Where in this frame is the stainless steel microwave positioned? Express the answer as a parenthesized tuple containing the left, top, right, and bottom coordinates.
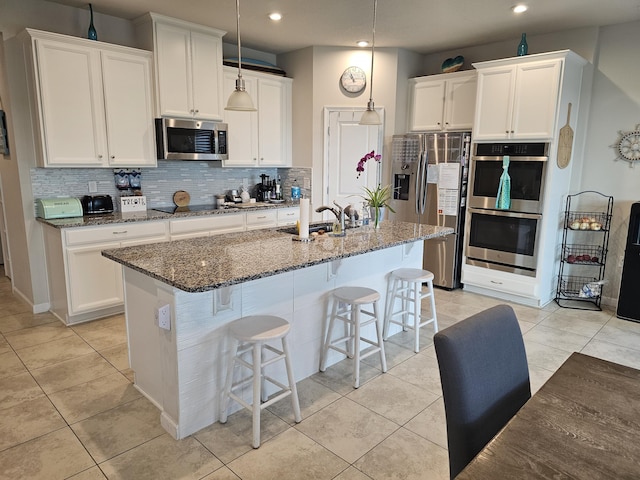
(155, 118, 228, 161)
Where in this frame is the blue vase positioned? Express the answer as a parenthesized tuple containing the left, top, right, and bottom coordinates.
(517, 33, 528, 56)
(88, 3, 97, 41)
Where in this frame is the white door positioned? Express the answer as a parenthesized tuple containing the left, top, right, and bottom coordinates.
(324, 108, 383, 214)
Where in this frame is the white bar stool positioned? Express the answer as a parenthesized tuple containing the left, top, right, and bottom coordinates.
(220, 315, 301, 448)
(319, 286, 387, 388)
(384, 268, 438, 353)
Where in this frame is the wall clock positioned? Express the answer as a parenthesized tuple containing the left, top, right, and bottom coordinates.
(340, 66, 366, 94)
(613, 124, 640, 166)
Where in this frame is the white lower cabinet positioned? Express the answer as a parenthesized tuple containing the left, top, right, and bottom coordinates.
(277, 207, 299, 226)
(169, 213, 245, 240)
(246, 210, 277, 230)
(43, 221, 169, 325)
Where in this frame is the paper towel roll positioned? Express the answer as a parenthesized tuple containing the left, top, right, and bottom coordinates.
(299, 198, 310, 239)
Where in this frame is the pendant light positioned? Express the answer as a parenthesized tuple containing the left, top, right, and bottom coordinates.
(359, 0, 381, 125)
(226, 0, 256, 111)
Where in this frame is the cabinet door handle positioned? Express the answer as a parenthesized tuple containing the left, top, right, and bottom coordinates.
(110, 155, 115, 159)
(256, 216, 266, 219)
(98, 154, 103, 159)
(285, 213, 295, 216)
(112, 230, 128, 235)
(195, 109, 199, 113)
(490, 280, 503, 285)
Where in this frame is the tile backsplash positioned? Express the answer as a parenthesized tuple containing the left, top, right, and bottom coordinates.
(31, 163, 312, 210)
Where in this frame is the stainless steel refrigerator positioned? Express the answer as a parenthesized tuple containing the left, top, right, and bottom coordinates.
(389, 132, 471, 289)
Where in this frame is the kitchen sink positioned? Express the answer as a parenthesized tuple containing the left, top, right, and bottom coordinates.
(277, 222, 361, 235)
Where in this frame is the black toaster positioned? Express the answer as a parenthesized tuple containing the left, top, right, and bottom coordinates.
(81, 195, 114, 215)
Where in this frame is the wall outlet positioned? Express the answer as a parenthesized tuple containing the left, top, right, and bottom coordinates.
(88, 181, 98, 193)
(303, 178, 311, 190)
(155, 304, 171, 331)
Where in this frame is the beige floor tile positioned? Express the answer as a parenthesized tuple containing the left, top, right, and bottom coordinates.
(581, 339, 640, 370)
(295, 397, 398, 463)
(593, 318, 640, 352)
(267, 377, 341, 424)
(347, 373, 439, 426)
(195, 408, 290, 464)
(510, 303, 554, 324)
(0, 371, 44, 410)
(121, 368, 135, 382)
(227, 428, 349, 480)
(354, 427, 449, 480)
(99, 433, 223, 480)
(0, 298, 33, 317)
(524, 324, 592, 353)
(67, 466, 107, 479)
(539, 311, 608, 337)
(0, 311, 57, 333)
(31, 351, 119, 394)
(384, 327, 435, 353)
(48, 372, 141, 423)
(71, 397, 165, 463)
(0, 336, 11, 355)
(311, 356, 382, 395)
(76, 323, 127, 351)
(0, 396, 66, 451)
(333, 466, 374, 480)
(0, 427, 95, 479)
(433, 301, 486, 322)
(403, 397, 448, 449)
(16, 334, 94, 370)
(4, 321, 76, 350)
(387, 351, 442, 396)
(518, 319, 538, 334)
(366, 334, 414, 368)
(528, 363, 555, 395)
(71, 314, 125, 334)
(523, 339, 573, 372)
(201, 466, 241, 480)
(98, 342, 130, 371)
(0, 350, 27, 379)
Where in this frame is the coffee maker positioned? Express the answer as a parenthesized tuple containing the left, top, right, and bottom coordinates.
(257, 174, 273, 202)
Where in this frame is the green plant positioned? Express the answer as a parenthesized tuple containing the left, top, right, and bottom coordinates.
(361, 184, 396, 212)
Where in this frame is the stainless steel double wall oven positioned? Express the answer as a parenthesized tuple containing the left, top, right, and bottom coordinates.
(465, 142, 549, 276)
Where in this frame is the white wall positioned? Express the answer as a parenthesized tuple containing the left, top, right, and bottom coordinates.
(579, 21, 640, 303)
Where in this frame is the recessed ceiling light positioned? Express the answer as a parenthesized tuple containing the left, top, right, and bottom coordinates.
(268, 12, 282, 21)
(357, 40, 369, 47)
(512, 4, 528, 13)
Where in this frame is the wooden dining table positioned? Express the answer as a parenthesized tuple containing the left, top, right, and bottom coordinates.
(456, 352, 640, 480)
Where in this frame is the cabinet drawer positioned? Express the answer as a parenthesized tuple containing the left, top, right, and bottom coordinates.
(65, 221, 167, 246)
(277, 207, 299, 226)
(462, 264, 537, 298)
(246, 210, 277, 230)
(170, 214, 245, 235)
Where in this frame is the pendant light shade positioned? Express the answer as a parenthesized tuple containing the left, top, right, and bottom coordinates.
(359, 0, 381, 125)
(226, 0, 256, 111)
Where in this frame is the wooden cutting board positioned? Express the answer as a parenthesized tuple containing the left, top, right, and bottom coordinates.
(557, 103, 573, 169)
(173, 190, 190, 207)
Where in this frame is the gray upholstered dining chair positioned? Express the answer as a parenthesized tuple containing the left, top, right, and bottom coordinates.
(433, 304, 531, 479)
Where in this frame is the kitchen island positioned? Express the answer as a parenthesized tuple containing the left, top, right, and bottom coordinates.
(102, 222, 452, 439)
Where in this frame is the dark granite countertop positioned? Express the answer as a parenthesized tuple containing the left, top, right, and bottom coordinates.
(36, 202, 299, 229)
(102, 222, 453, 293)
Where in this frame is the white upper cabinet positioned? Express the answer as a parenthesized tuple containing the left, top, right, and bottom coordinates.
(473, 54, 565, 141)
(408, 70, 476, 132)
(26, 29, 155, 168)
(222, 67, 292, 167)
(145, 14, 225, 121)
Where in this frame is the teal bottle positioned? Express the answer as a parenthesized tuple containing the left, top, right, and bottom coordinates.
(88, 3, 98, 41)
(517, 33, 528, 56)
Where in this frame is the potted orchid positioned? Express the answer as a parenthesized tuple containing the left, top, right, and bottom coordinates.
(356, 151, 395, 228)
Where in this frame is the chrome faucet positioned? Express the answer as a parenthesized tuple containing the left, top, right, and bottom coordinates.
(315, 201, 345, 232)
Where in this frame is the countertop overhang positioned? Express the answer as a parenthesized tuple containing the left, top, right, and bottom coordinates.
(102, 222, 453, 293)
